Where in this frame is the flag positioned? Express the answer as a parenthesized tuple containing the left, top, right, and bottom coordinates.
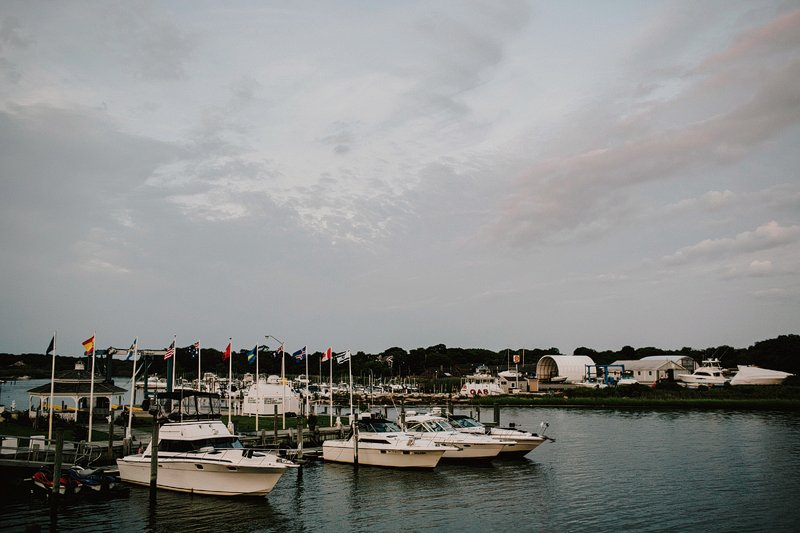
(336, 350, 351, 365)
(164, 340, 175, 360)
(125, 338, 137, 361)
(223, 341, 232, 361)
(321, 347, 332, 362)
(292, 346, 306, 362)
(246, 345, 257, 364)
(274, 343, 284, 358)
(186, 341, 200, 358)
(46, 336, 55, 355)
(82, 335, 95, 355)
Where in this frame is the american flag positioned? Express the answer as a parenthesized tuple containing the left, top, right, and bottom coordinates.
(164, 341, 175, 360)
(186, 341, 200, 358)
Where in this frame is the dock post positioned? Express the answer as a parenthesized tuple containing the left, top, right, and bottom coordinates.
(149, 417, 159, 500)
(353, 412, 359, 469)
(476, 406, 480, 422)
(297, 402, 304, 460)
(52, 429, 64, 498)
(494, 404, 500, 425)
(107, 407, 115, 460)
(273, 405, 278, 444)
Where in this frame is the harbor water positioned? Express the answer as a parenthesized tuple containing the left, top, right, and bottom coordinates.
(2, 400, 799, 532)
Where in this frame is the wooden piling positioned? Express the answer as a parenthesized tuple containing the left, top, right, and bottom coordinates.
(149, 417, 159, 499)
(52, 429, 64, 498)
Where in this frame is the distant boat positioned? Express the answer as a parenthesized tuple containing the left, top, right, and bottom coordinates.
(459, 365, 503, 397)
(730, 366, 794, 386)
(242, 375, 302, 416)
(677, 359, 729, 389)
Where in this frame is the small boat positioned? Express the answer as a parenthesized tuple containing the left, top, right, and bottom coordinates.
(403, 412, 512, 460)
(322, 413, 454, 468)
(447, 413, 553, 457)
(730, 365, 794, 386)
(574, 377, 609, 389)
(678, 359, 730, 389)
(29, 465, 129, 499)
(117, 390, 297, 496)
(242, 375, 302, 416)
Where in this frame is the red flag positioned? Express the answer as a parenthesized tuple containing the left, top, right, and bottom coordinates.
(223, 342, 232, 360)
(322, 347, 332, 362)
(82, 335, 95, 355)
(164, 341, 175, 360)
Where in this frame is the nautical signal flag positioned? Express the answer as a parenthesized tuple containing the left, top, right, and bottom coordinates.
(322, 347, 332, 362)
(164, 340, 175, 360)
(246, 346, 257, 364)
(223, 341, 232, 361)
(82, 335, 95, 355)
(292, 346, 306, 362)
(46, 335, 55, 355)
(186, 341, 200, 358)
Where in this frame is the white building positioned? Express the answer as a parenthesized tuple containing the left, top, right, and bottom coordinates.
(609, 359, 689, 385)
(536, 355, 596, 384)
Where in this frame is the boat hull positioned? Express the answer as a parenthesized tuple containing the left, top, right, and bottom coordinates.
(439, 439, 505, 460)
(116, 455, 288, 496)
(322, 440, 445, 468)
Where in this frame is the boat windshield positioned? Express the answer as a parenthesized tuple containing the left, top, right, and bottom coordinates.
(409, 419, 454, 432)
(159, 436, 243, 453)
(359, 419, 402, 433)
(450, 417, 483, 429)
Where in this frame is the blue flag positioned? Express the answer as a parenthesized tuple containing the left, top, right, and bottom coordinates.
(125, 338, 137, 361)
(246, 345, 257, 364)
(292, 346, 306, 362)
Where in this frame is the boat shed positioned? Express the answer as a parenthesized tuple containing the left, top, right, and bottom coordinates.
(536, 355, 595, 383)
(609, 359, 689, 385)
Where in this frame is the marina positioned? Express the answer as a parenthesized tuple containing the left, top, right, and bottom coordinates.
(1, 406, 798, 532)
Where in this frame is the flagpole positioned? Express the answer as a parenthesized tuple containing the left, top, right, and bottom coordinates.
(197, 340, 202, 391)
(47, 331, 57, 441)
(127, 338, 138, 440)
(281, 342, 286, 429)
(347, 350, 354, 436)
(255, 342, 260, 432)
(227, 337, 233, 429)
(305, 346, 310, 416)
(88, 331, 96, 444)
(171, 334, 177, 392)
(329, 351, 333, 426)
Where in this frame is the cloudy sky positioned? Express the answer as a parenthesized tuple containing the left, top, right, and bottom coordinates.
(1, 1, 798, 357)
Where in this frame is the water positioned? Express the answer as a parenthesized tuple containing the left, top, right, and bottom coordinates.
(1, 403, 799, 532)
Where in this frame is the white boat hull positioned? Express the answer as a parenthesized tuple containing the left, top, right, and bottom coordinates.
(117, 451, 290, 496)
(322, 440, 446, 468)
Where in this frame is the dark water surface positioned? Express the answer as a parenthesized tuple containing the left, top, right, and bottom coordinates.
(2, 407, 798, 532)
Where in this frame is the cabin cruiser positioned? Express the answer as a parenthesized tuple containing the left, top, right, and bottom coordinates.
(459, 365, 504, 397)
(402, 412, 511, 460)
(446, 413, 552, 456)
(677, 359, 730, 388)
(730, 366, 794, 386)
(242, 375, 302, 416)
(117, 391, 297, 496)
(322, 413, 454, 468)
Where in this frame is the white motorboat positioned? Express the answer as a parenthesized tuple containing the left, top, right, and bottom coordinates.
(677, 359, 730, 389)
(242, 375, 302, 416)
(730, 365, 794, 386)
(447, 413, 552, 456)
(117, 391, 297, 496)
(402, 412, 511, 460)
(322, 414, 454, 468)
(459, 365, 504, 397)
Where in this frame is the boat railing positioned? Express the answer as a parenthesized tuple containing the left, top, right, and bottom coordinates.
(0, 434, 103, 465)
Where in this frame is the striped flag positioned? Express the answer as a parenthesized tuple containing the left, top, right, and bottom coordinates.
(336, 350, 351, 365)
(164, 340, 175, 360)
(82, 335, 95, 355)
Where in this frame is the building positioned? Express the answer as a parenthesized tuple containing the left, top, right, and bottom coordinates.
(536, 355, 596, 384)
(608, 359, 689, 385)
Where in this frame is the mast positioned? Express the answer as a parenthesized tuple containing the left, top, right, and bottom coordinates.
(47, 332, 56, 441)
(126, 338, 138, 440)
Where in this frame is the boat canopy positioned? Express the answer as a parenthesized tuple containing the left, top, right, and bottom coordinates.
(536, 355, 595, 383)
(153, 391, 222, 421)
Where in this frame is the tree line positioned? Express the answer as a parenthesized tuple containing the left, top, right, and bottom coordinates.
(1, 334, 797, 381)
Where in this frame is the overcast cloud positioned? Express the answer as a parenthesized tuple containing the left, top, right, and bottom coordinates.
(1, 1, 798, 356)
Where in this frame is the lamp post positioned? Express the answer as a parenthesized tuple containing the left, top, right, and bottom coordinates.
(266, 335, 287, 429)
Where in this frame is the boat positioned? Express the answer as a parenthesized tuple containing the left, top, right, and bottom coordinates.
(322, 413, 455, 468)
(242, 375, 302, 416)
(677, 359, 730, 388)
(730, 365, 794, 386)
(402, 412, 511, 460)
(459, 365, 504, 397)
(446, 413, 553, 457)
(574, 377, 609, 389)
(117, 390, 297, 496)
(29, 465, 129, 499)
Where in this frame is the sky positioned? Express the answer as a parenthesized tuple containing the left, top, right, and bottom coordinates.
(1, 1, 799, 357)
